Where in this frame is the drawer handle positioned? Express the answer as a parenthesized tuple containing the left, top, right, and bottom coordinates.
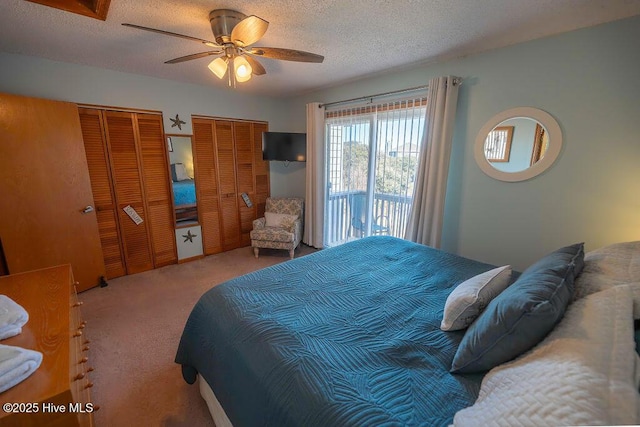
(82, 346, 90, 352)
(83, 339, 91, 345)
(87, 366, 94, 372)
(79, 357, 89, 364)
(73, 330, 83, 337)
(85, 381, 94, 389)
(72, 301, 84, 307)
(74, 373, 85, 381)
(78, 323, 86, 329)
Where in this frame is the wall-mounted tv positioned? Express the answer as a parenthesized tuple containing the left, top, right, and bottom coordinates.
(262, 132, 307, 162)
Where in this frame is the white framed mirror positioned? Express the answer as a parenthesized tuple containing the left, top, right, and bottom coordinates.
(474, 107, 562, 182)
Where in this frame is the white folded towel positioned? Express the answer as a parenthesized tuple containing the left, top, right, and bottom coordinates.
(0, 295, 29, 340)
(0, 344, 43, 393)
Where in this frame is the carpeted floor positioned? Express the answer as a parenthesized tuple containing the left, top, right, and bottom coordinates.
(81, 244, 317, 426)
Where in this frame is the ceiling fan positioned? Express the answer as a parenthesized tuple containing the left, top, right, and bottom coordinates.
(123, 9, 324, 87)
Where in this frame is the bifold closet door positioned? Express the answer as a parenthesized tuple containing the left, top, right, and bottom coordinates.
(192, 117, 270, 254)
(103, 111, 155, 274)
(252, 122, 270, 219)
(215, 121, 241, 251)
(79, 108, 177, 277)
(78, 108, 127, 278)
(192, 119, 222, 255)
(136, 114, 176, 268)
(234, 121, 256, 246)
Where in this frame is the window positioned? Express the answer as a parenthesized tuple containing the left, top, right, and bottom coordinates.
(324, 97, 427, 246)
(484, 126, 514, 162)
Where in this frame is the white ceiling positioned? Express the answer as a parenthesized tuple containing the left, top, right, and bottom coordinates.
(1, 0, 639, 97)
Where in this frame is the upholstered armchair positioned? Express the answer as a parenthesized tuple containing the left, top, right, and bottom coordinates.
(250, 197, 304, 259)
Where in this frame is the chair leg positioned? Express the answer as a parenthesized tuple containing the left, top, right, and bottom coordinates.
(253, 247, 259, 258)
(289, 249, 294, 259)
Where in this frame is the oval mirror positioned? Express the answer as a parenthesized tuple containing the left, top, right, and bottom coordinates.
(474, 107, 562, 182)
(167, 134, 198, 225)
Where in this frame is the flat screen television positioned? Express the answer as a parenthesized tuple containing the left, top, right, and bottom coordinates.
(262, 132, 307, 162)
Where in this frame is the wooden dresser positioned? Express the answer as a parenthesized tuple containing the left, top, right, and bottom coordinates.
(0, 265, 96, 427)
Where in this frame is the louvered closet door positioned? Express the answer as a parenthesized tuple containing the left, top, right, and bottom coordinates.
(137, 114, 177, 267)
(252, 122, 270, 218)
(78, 108, 126, 279)
(103, 111, 154, 274)
(192, 119, 222, 255)
(215, 121, 241, 251)
(234, 122, 256, 246)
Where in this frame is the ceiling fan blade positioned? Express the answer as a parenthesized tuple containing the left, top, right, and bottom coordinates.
(243, 55, 266, 75)
(122, 23, 218, 46)
(248, 47, 324, 63)
(165, 51, 222, 64)
(230, 15, 268, 47)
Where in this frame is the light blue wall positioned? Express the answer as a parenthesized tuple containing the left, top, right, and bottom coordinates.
(286, 15, 640, 270)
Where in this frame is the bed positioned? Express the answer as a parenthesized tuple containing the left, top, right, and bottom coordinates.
(172, 179, 196, 206)
(175, 236, 640, 426)
(172, 179, 197, 222)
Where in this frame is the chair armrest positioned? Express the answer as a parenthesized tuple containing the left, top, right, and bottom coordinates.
(291, 218, 303, 242)
(253, 217, 266, 230)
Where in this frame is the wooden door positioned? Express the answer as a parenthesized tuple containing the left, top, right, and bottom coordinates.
(192, 119, 222, 255)
(0, 93, 106, 291)
(78, 108, 126, 279)
(137, 113, 177, 267)
(214, 121, 241, 251)
(103, 111, 154, 274)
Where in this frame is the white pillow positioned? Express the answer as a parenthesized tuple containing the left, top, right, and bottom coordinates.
(440, 265, 512, 331)
(264, 212, 298, 228)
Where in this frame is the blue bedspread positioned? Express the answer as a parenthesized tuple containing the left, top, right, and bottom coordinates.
(172, 180, 196, 206)
(175, 236, 493, 426)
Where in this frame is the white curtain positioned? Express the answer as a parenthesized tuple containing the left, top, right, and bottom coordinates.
(304, 102, 326, 248)
(404, 76, 461, 247)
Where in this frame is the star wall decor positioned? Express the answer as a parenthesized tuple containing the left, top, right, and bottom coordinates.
(170, 114, 186, 130)
(182, 230, 197, 243)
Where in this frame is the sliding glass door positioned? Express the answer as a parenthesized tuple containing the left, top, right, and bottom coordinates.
(324, 98, 427, 247)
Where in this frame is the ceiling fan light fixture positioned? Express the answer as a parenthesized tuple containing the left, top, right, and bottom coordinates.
(234, 55, 252, 82)
(208, 57, 228, 79)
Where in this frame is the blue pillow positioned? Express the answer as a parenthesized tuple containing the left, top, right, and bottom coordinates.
(450, 243, 585, 374)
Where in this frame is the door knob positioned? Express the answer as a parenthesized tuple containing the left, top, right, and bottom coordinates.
(81, 206, 94, 214)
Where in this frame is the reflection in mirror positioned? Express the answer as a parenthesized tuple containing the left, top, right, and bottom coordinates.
(474, 107, 562, 182)
(484, 118, 549, 173)
(167, 135, 198, 225)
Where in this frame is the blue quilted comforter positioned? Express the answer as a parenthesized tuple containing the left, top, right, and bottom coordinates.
(175, 236, 493, 426)
(172, 180, 196, 206)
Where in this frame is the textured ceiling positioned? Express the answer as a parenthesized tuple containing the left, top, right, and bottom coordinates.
(1, 0, 639, 97)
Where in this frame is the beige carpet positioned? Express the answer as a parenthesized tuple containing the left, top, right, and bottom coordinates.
(81, 245, 317, 427)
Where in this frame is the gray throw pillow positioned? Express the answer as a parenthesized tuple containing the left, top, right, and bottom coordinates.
(441, 265, 512, 331)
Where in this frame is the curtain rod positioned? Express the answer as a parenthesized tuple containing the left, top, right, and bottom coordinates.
(318, 85, 429, 109)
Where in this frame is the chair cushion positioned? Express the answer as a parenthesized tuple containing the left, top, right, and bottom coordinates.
(265, 212, 298, 228)
(250, 227, 295, 243)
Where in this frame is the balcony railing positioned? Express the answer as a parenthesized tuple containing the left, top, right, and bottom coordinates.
(325, 190, 412, 247)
